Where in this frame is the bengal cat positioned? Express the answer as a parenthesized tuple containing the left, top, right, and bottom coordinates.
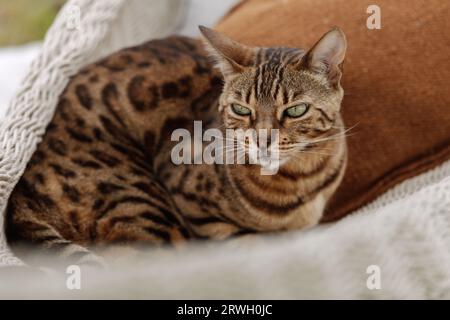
(6, 26, 348, 267)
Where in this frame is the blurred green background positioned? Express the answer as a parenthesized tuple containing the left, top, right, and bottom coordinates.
(0, 0, 65, 46)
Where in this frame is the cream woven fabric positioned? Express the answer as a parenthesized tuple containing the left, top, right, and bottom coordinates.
(0, 0, 185, 267)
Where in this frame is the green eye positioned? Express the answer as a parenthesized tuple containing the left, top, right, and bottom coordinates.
(231, 104, 252, 116)
(284, 103, 309, 118)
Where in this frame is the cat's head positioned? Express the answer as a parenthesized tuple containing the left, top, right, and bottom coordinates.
(199, 26, 347, 166)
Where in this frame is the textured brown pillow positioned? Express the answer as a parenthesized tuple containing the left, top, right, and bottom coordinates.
(216, 0, 450, 221)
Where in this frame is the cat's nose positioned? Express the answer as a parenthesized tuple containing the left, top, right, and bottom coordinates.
(256, 136, 272, 148)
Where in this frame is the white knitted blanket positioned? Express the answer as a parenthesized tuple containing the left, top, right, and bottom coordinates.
(1, 0, 449, 298)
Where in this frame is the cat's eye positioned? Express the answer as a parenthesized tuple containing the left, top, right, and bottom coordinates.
(231, 104, 251, 116)
(284, 103, 309, 118)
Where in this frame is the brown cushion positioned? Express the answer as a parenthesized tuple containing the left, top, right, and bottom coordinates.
(216, 0, 450, 221)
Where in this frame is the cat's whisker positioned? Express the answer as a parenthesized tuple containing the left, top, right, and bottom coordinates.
(306, 130, 355, 145)
(328, 122, 359, 135)
(213, 123, 228, 130)
(213, 146, 245, 154)
(285, 143, 334, 150)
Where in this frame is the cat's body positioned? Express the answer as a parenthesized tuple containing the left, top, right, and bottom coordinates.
(6, 28, 347, 266)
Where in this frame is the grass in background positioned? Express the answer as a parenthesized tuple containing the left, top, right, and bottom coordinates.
(0, 0, 65, 46)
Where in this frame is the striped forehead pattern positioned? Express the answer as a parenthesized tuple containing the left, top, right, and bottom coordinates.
(249, 47, 305, 103)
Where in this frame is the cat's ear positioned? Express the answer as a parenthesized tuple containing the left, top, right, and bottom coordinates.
(299, 27, 347, 87)
(199, 26, 255, 79)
